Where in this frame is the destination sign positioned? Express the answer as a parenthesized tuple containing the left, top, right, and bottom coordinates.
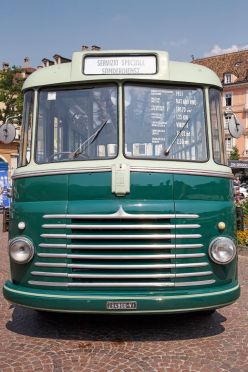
(84, 55, 157, 75)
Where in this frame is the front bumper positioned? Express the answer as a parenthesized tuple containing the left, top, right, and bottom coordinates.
(3, 281, 240, 313)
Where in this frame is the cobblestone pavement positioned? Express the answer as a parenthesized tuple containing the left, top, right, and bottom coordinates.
(0, 220, 248, 372)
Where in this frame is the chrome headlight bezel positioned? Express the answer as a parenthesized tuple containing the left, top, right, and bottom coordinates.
(9, 237, 34, 264)
(209, 237, 236, 265)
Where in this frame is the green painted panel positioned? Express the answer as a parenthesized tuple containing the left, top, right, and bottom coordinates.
(174, 174, 237, 288)
(67, 171, 174, 213)
(13, 174, 69, 202)
(174, 175, 233, 201)
(130, 172, 173, 200)
(9, 174, 69, 285)
(6, 171, 239, 312)
(68, 172, 113, 201)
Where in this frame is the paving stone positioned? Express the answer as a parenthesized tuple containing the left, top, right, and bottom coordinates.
(0, 214, 248, 371)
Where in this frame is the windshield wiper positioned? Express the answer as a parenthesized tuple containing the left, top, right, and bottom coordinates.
(72, 120, 109, 159)
(163, 118, 190, 156)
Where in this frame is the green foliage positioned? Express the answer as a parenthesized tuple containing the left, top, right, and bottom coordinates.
(237, 197, 248, 246)
(0, 66, 24, 124)
(236, 230, 248, 246)
(229, 146, 240, 160)
(240, 197, 248, 215)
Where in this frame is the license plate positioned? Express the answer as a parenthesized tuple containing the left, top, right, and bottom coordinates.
(106, 301, 137, 310)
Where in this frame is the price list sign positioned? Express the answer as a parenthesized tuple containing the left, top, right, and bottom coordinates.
(125, 85, 205, 160)
(174, 89, 198, 147)
(149, 88, 203, 156)
(150, 89, 168, 155)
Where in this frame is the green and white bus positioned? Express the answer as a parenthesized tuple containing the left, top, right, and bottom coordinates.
(3, 50, 240, 313)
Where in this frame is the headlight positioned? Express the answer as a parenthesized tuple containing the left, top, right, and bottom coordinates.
(9, 237, 34, 264)
(209, 237, 236, 264)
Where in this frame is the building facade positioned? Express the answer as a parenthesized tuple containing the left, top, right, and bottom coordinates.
(0, 61, 26, 205)
(193, 50, 248, 161)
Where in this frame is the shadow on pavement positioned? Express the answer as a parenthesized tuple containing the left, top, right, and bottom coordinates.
(6, 304, 226, 342)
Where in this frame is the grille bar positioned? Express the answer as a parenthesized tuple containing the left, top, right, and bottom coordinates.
(42, 223, 200, 230)
(31, 271, 176, 279)
(28, 279, 215, 288)
(41, 233, 202, 239)
(38, 243, 204, 249)
(28, 280, 176, 287)
(31, 270, 212, 279)
(43, 210, 199, 220)
(37, 253, 205, 259)
(34, 262, 208, 269)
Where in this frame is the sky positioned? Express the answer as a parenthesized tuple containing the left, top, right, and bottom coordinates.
(1, 0, 248, 68)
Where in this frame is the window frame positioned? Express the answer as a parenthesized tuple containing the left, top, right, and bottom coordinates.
(225, 92, 232, 107)
(224, 73, 232, 84)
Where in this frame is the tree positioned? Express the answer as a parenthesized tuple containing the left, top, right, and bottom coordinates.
(229, 145, 240, 160)
(0, 66, 24, 125)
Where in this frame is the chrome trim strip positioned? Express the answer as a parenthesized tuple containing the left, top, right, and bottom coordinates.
(174, 280, 216, 287)
(35, 263, 67, 268)
(42, 224, 66, 229)
(39, 243, 67, 249)
(130, 166, 233, 179)
(31, 271, 176, 278)
(42, 223, 200, 230)
(43, 214, 199, 219)
(28, 279, 216, 287)
(43, 209, 199, 219)
(38, 243, 203, 249)
(37, 253, 205, 259)
(33, 263, 173, 269)
(34, 261, 207, 269)
(28, 281, 175, 287)
(12, 166, 112, 179)
(32, 262, 213, 278)
(40, 233, 202, 239)
(176, 271, 212, 277)
(43, 207, 199, 220)
(12, 166, 233, 180)
(31, 269, 209, 278)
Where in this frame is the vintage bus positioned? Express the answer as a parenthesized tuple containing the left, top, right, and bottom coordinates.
(3, 50, 240, 313)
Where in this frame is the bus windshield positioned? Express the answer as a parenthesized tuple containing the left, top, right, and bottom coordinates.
(35, 83, 207, 164)
(36, 85, 118, 163)
(124, 84, 207, 161)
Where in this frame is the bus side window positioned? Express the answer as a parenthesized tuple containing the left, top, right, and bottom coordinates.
(209, 88, 227, 165)
(18, 90, 34, 167)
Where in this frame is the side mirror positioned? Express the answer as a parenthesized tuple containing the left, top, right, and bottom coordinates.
(225, 112, 243, 138)
(0, 123, 16, 144)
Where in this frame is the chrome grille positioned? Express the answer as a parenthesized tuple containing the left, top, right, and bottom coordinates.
(29, 207, 215, 289)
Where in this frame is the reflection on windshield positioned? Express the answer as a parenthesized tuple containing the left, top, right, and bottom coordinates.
(124, 85, 207, 161)
(36, 85, 117, 163)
